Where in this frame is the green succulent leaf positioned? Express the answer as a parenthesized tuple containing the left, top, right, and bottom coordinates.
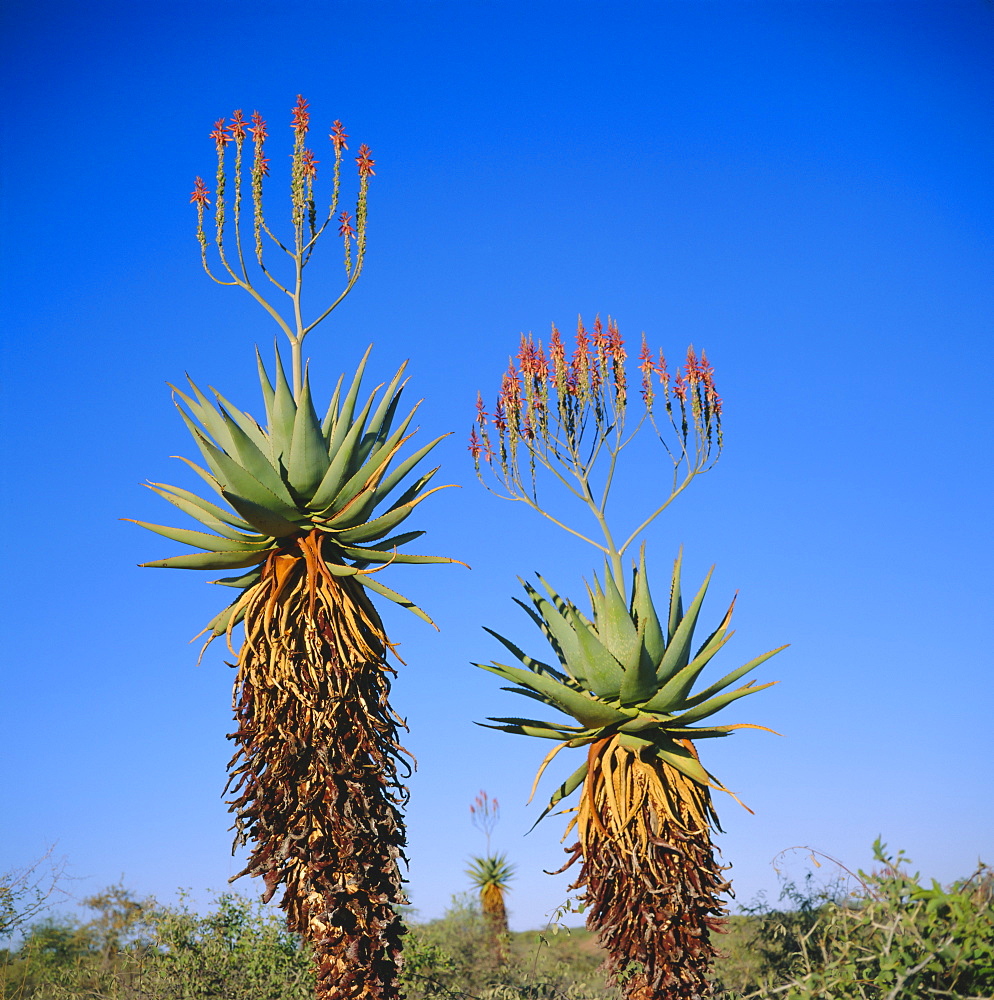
(140, 549, 270, 571)
(287, 372, 330, 500)
(210, 568, 263, 589)
(220, 490, 301, 539)
(477, 661, 631, 729)
(667, 678, 778, 727)
(145, 483, 254, 538)
(656, 566, 714, 683)
(125, 520, 269, 552)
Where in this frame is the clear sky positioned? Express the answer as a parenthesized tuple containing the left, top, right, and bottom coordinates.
(2, 0, 992, 933)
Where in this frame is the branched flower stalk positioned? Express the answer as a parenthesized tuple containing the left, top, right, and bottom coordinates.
(471, 317, 784, 1000)
(191, 95, 375, 398)
(470, 316, 722, 584)
(137, 97, 458, 1000)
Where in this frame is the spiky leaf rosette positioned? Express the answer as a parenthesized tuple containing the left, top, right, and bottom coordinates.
(132, 347, 458, 1000)
(466, 853, 516, 930)
(475, 552, 785, 1000)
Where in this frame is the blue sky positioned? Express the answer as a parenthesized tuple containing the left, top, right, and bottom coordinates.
(2, 0, 992, 932)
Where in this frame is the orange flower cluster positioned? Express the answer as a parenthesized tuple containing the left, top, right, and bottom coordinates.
(470, 317, 722, 493)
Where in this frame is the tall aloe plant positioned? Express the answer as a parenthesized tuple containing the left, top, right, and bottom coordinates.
(131, 98, 458, 1000)
(471, 319, 785, 999)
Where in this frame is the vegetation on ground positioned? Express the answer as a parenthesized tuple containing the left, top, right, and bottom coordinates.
(3, 843, 990, 999)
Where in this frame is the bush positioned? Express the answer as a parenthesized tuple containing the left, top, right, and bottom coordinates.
(716, 840, 994, 1000)
(2, 843, 990, 1000)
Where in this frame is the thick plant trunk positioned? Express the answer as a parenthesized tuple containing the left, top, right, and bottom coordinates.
(481, 887, 509, 964)
(225, 532, 409, 1000)
(562, 738, 730, 1000)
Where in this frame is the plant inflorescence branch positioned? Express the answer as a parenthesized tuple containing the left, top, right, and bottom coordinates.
(471, 317, 723, 583)
(190, 96, 375, 399)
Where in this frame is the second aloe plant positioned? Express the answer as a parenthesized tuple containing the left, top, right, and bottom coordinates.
(472, 319, 786, 999)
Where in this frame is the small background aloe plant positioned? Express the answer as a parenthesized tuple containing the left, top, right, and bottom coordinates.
(131, 98, 458, 1000)
(471, 318, 786, 999)
(466, 791, 516, 962)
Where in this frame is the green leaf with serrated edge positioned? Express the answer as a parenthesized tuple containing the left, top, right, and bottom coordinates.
(192, 428, 298, 513)
(656, 567, 714, 683)
(126, 520, 271, 552)
(209, 600, 248, 636)
(668, 679, 777, 727)
(481, 627, 568, 683)
(331, 407, 420, 515)
(321, 433, 412, 530)
(596, 566, 640, 671)
(536, 575, 623, 697)
(680, 645, 787, 710)
(617, 711, 676, 733)
(221, 490, 301, 539)
(215, 402, 292, 502)
(269, 346, 296, 463)
(326, 529, 423, 549)
(565, 604, 624, 699)
(326, 346, 372, 458)
(354, 364, 407, 469)
(172, 381, 236, 455)
(210, 568, 262, 588)
(325, 563, 361, 577)
(141, 549, 270, 571)
(172, 456, 226, 499)
(320, 373, 345, 438)
(354, 573, 435, 626)
(332, 502, 416, 545)
(657, 727, 736, 739)
(255, 345, 275, 425)
(512, 594, 568, 672)
(500, 685, 566, 708)
(667, 549, 684, 646)
(336, 546, 459, 566)
(174, 400, 225, 473)
(631, 548, 666, 666)
(383, 468, 440, 515)
(642, 630, 735, 712)
(288, 372, 330, 500)
(525, 586, 589, 687)
(532, 761, 589, 829)
(206, 601, 239, 636)
(620, 615, 659, 707)
(486, 717, 588, 734)
(481, 719, 587, 740)
(369, 435, 448, 508)
(654, 743, 717, 788)
(353, 386, 402, 475)
(145, 484, 253, 540)
(211, 389, 270, 456)
(476, 662, 630, 729)
(307, 388, 380, 511)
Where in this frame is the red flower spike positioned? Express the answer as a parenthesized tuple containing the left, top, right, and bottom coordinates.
(338, 211, 356, 238)
(475, 391, 489, 426)
(330, 120, 349, 151)
(493, 398, 507, 432)
(258, 154, 271, 178)
(209, 118, 229, 146)
(228, 110, 247, 142)
(468, 428, 482, 461)
(356, 144, 376, 177)
(302, 149, 319, 179)
(190, 177, 211, 206)
(249, 111, 268, 141)
(291, 95, 310, 132)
